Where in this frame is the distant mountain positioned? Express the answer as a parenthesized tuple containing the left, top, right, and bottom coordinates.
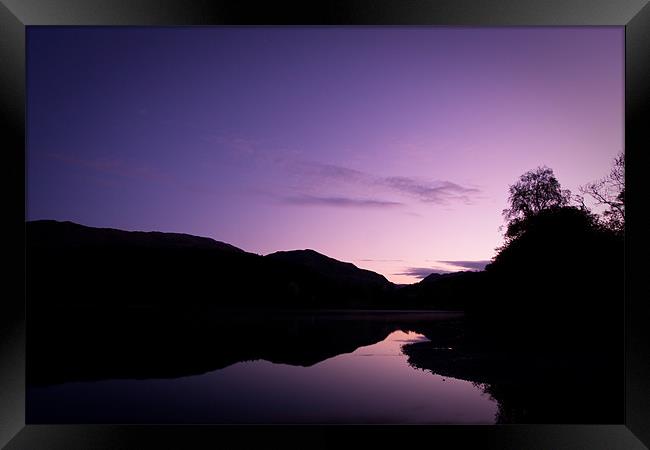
(266, 249, 390, 287)
(397, 270, 487, 310)
(26, 220, 395, 309)
(420, 270, 480, 284)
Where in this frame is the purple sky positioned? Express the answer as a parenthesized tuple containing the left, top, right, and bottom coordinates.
(26, 27, 623, 283)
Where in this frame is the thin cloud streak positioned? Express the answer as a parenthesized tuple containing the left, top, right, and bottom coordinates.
(291, 162, 483, 206)
(393, 267, 452, 279)
(282, 195, 404, 208)
(437, 260, 491, 271)
(381, 177, 481, 204)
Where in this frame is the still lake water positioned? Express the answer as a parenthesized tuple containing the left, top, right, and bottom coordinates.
(28, 311, 498, 424)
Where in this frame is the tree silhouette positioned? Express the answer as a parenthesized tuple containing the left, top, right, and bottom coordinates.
(501, 166, 571, 241)
(580, 153, 624, 234)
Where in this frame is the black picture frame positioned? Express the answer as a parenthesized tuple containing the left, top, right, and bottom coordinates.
(1, 1, 649, 448)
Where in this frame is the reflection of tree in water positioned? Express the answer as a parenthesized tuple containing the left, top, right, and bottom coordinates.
(405, 162, 624, 424)
(401, 337, 621, 424)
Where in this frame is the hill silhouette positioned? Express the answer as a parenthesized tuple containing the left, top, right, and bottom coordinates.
(26, 213, 623, 317)
(27, 220, 396, 310)
(397, 271, 487, 310)
(266, 249, 389, 286)
(28, 220, 245, 252)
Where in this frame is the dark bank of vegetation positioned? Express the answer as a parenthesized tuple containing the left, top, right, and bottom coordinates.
(469, 159, 624, 350)
(403, 155, 625, 423)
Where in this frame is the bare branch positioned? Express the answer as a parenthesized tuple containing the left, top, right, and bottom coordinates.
(579, 152, 624, 234)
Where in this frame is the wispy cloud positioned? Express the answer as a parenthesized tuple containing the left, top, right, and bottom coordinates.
(289, 162, 482, 206)
(282, 195, 404, 209)
(393, 267, 452, 279)
(381, 177, 480, 204)
(436, 260, 491, 271)
(196, 138, 484, 208)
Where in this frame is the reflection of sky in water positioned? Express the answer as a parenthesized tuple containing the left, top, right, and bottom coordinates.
(28, 330, 497, 424)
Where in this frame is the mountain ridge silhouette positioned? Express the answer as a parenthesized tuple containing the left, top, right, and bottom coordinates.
(26, 220, 404, 309)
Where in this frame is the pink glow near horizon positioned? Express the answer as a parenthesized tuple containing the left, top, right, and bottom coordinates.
(27, 27, 624, 283)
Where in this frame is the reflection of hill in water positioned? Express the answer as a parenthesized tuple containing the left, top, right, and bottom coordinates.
(29, 307, 620, 424)
(28, 328, 500, 424)
(28, 307, 463, 386)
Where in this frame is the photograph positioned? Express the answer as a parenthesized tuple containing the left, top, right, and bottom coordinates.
(25, 26, 625, 425)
